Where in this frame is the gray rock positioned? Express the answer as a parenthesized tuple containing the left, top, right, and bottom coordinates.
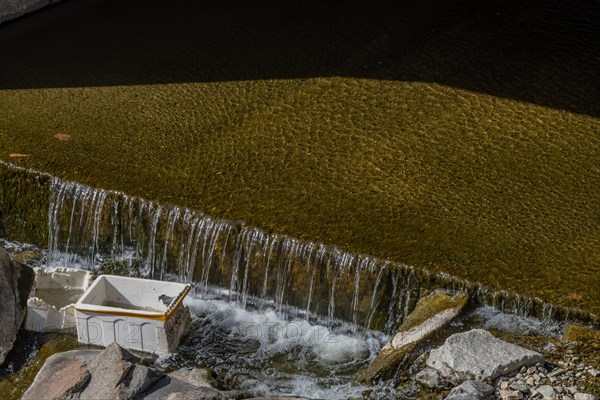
(426, 329, 544, 381)
(168, 367, 214, 388)
(22, 352, 95, 400)
(415, 367, 447, 389)
(574, 395, 598, 400)
(246, 398, 313, 400)
(79, 343, 162, 400)
(165, 388, 245, 400)
(0, 248, 35, 366)
(510, 383, 529, 393)
(548, 368, 565, 378)
(445, 394, 480, 400)
(356, 291, 468, 383)
(498, 389, 524, 400)
(536, 385, 557, 399)
(142, 376, 198, 400)
(111, 364, 163, 400)
(447, 380, 494, 399)
(588, 368, 600, 377)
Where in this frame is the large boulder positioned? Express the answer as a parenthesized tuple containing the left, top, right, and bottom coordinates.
(24, 344, 164, 400)
(0, 247, 35, 366)
(356, 290, 469, 383)
(22, 350, 100, 400)
(79, 343, 162, 400)
(426, 329, 544, 381)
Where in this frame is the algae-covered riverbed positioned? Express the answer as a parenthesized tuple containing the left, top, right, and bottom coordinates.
(0, 0, 599, 314)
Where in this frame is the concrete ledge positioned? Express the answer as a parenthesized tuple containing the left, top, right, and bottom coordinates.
(0, 0, 62, 25)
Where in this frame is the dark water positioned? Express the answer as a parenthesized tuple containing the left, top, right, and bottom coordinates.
(0, 0, 599, 315)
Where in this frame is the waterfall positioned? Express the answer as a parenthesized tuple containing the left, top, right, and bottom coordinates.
(1, 160, 598, 329)
(43, 176, 432, 332)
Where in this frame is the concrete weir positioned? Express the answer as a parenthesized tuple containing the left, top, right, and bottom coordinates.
(0, 161, 597, 329)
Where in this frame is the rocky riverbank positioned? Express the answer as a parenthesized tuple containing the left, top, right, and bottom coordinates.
(1, 244, 599, 399)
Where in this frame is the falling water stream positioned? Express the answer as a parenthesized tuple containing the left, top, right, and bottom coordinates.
(0, 161, 597, 398)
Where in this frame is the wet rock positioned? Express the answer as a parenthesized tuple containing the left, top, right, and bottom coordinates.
(22, 352, 92, 400)
(356, 291, 468, 382)
(447, 380, 494, 399)
(168, 367, 215, 388)
(415, 367, 448, 390)
(536, 385, 556, 399)
(0, 248, 35, 366)
(426, 329, 544, 381)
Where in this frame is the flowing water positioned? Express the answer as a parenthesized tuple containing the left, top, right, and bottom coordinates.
(0, 165, 587, 399)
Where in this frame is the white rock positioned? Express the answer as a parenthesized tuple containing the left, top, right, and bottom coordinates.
(426, 329, 544, 381)
(447, 380, 494, 399)
(588, 368, 600, 377)
(574, 394, 597, 400)
(537, 385, 557, 399)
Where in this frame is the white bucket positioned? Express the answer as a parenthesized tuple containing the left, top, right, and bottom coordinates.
(74, 275, 191, 354)
(25, 267, 91, 332)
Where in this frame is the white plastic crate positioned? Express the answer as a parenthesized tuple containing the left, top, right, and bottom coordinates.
(74, 275, 191, 354)
(25, 267, 91, 332)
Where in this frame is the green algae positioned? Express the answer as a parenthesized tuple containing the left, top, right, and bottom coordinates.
(0, 165, 49, 247)
(563, 324, 600, 343)
(0, 0, 598, 318)
(0, 333, 80, 400)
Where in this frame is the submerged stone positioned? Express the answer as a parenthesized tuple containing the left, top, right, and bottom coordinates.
(0, 248, 35, 366)
(563, 324, 600, 343)
(355, 290, 468, 383)
(426, 329, 544, 381)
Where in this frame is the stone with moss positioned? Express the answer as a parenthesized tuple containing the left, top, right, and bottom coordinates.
(355, 290, 469, 384)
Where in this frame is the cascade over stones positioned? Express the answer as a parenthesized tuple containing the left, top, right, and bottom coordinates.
(355, 290, 469, 382)
(0, 247, 35, 366)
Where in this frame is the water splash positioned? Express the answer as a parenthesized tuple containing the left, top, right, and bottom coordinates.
(1, 160, 598, 329)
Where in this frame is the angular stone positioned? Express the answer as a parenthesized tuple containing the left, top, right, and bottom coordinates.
(79, 343, 141, 400)
(447, 380, 494, 399)
(499, 390, 523, 400)
(22, 353, 90, 400)
(537, 385, 557, 399)
(0, 248, 35, 366)
(110, 364, 163, 399)
(356, 291, 468, 382)
(445, 394, 480, 400)
(168, 367, 214, 388)
(426, 329, 544, 381)
(415, 367, 447, 390)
